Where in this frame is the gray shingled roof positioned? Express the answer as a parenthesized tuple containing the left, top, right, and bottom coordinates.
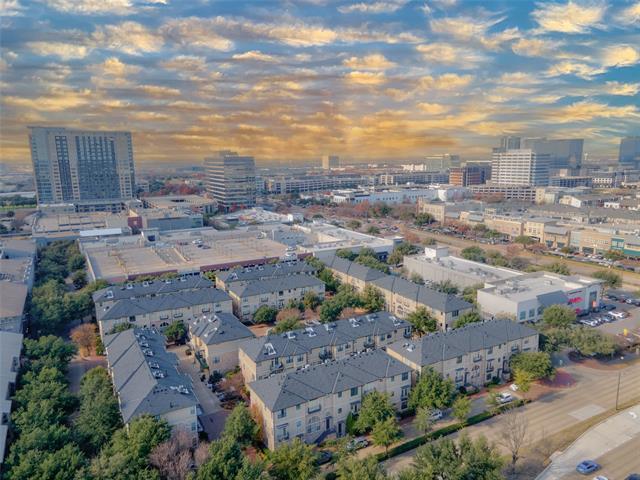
(103, 328, 198, 423)
(96, 288, 231, 322)
(217, 261, 316, 284)
(248, 349, 412, 411)
(387, 319, 538, 367)
(227, 274, 324, 298)
(93, 276, 214, 304)
(240, 311, 411, 362)
(188, 312, 254, 345)
(325, 255, 472, 313)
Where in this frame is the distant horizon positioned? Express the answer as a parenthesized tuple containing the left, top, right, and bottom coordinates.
(1, 1, 639, 164)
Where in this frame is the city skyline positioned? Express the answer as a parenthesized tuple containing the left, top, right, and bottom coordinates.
(1, 1, 639, 165)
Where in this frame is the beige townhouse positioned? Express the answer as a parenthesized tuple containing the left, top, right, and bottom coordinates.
(248, 349, 412, 450)
(215, 261, 317, 291)
(238, 311, 412, 382)
(323, 256, 473, 331)
(96, 287, 232, 337)
(386, 319, 539, 389)
(225, 274, 325, 322)
(188, 312, 255, 374)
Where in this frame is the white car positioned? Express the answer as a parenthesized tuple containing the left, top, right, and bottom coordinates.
(497, 392, 513, 404)
(429, 409, 444, 421)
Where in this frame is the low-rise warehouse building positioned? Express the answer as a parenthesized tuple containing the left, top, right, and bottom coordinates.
(387, 319, 539, 388)
(104, 328, 199, 440)
(248, 349, 412, 449)
(477, 272, 603, 322)
(239, 311, 412, 382)
(188, 312, 255, 374)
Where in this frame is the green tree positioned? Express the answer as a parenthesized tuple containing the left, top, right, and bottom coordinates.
(236, 458, 270, 480)
(223, 403, 259, 446)
(164, 320, 187, 343)
(409, 368, 455, 411)
(542, 305, 576, 328)
(91, 415, 171, 480)
(75, 367, 122, 455)
(30, 279, 76, 333)
(510, 351, 554, 380)
(452, 395, 472, 423)
(361, 284, 385, 312)
(388, 242, 418, 265)
(268, 438, 319, 480)
(406, 307, 437, 335)
(410, 272, 424, 285)
(346, 220, 362, 230)
(414, 213, 435, 226)
(414, 406, 434, 436)
(432, 280, 459, 295)
(372, 416, 402, 455)
(485, 392, 500, 412)
(7, 443, 87, 480)
(253, 305, 278, 324)
(318, 268, 340, 293)
(353, 391, 396, 434)
(544, 262, 571, 275)
(272, 315, 303, 334)
(336, 455, 387, 480)
(302, 291, 322, 311)
(109, 322, 134, 334)
(366, 225, 380, 235)
(196, 436, 244, 480)
(22, 335, 76, 374)
(319, 299, 343, 323)
(453, 311, 482, 329)
(592, 269, 622, 289)
(460, 246, 486, 263)
(71, 269, 88, 289)
(355, 254, 390, 274)
(514, 235, 534, 250)
(336, 248, 358, 261)
(462, 283, 484, 304)
(569, 327, 616, 356)
(603, 250, 624, 261)
(513, 369, 534, 396)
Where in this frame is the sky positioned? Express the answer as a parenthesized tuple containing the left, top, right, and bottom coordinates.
(1, 0, 639, 166)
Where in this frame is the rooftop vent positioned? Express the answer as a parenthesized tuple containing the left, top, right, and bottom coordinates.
(126, 283, 133, 290)
(143, 348, 154, 357)
(106, 290, 114, 299)
(305, 327, 316, 337)
(152, 370, 165, 379)
(406, 344, 415, 352)
(180, 276, 187, 282)
(286, 331, 296, 340)
(143, 281, 149, 287)
(149, 361, 160, 369)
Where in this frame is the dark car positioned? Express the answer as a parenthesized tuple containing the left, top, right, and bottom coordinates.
(315, 450, 333, 465)
(576, 460, 600, 475)
(625, 474, 640, 480)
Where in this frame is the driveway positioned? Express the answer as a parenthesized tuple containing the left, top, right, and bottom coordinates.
(67, 355, 106, 393)
(537, 403, 640, 480)
(170, 345, 228, 440)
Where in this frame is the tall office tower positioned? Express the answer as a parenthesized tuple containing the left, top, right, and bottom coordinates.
(521, 138, 583, 169)
(204, 151, 256, 212)
(500, 136, 521, 150)
(322, 155, 340, 170)
(28, 127, 135, 208)
(619, 137, 640, 166)
(491, 149, 550, 186)
(424, 154, 460, 171)
(449, 164, 489, 186)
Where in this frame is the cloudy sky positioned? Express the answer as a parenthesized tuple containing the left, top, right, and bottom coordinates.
(1, 0, 639, 166)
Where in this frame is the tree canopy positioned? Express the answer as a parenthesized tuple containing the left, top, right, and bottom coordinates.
(267, 438, 318, 480)
(353, 391, 396, 434)
(408, 368, 456, 411)
(453, 311, 482, 329)
(406, 307, 437, 335)
(460, 246, 486, 263)
(253, 305, 279, 324)
(592, 270, 622, 289)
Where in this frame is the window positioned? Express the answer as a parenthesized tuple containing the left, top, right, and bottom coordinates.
(213, 357, 220, 364)
(338, 408, 342, 414)
(528, 309, 535, 318)
(338, 344, 344, 352)
(173, 312, 183, 318)
(202, 307, 210, 313)
(277, 409, 287, 419)
(350, 387, 359, 397)
(401, 372, 409, 381)
(338, 391, 342, 398)
(452, 310, 459, 317)
(297, 355, 304, 362)
(519, 311, 526, 320)
(286, 356, 293, 364)
(128, 316, 136, 323)
(296, 405, 301, 410)
(524, 339, 529, 344)
(191, 422, 197, 432)
(456, 356, 463, 364)
(488, 347, 493, 355)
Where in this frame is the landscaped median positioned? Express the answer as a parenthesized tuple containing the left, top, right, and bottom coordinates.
(378, 399, 530, 462)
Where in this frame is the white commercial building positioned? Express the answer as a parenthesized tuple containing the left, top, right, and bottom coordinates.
(404, 246, 521, 288)
(477, 271, 603, 322)
(331, 187, 468, 205)
(491, 149, 550, 186)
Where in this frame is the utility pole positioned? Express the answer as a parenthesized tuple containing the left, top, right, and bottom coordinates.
(615, 371, 621, 411)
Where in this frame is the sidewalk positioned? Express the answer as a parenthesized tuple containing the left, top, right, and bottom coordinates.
(536, 403, 640, 480)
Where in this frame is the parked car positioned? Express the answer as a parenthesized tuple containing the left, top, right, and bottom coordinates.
(315, 450, 333, 465)
(429, 409, 444, 421)
(346, 437, 369, 451)
(576, 460, 600, 475)
(625, 474, 640, 480)
(497, 392, 513, 404)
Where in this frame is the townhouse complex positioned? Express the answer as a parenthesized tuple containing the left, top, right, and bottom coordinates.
(95, 280, 232, 336)
(324, 256, 473, 330)
(104, 328, 199, 440)
(387, 320, 539, 388)
(0, 332, 22, 465)
(188, 312, 255, 374)
(238, 311, 412, 382)
(248, 350, 412, 449)
(215, 261, 317, 290)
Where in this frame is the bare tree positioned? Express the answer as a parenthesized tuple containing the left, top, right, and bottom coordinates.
(499, 410, 528, 473)
(149, 429, 194, 480)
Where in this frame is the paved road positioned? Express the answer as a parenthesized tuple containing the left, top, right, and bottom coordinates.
(538, 404, 640, 480)
(383, 359, 640, 475)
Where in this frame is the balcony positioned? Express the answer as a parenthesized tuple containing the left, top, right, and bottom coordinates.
(473, 355, 482, 363)
(270, 363, 284, 373)
(276, 433, 290, 442)
(363, 340, 375, 349)
(319, 351, 332, 361)
(486, 365, 494, 373)
(308, 405, 321, 414)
